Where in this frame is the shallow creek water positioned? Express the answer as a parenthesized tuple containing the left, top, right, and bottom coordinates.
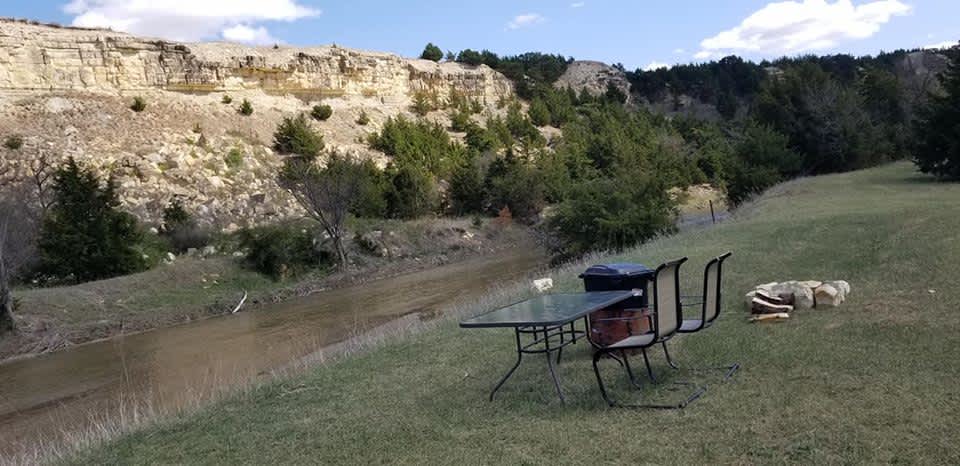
(0, 249, 545, 459)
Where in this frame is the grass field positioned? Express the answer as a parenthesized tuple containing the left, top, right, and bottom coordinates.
(63, 163, 960, 464)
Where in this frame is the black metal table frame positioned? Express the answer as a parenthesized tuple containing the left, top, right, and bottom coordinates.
(489, 318, 591, 403)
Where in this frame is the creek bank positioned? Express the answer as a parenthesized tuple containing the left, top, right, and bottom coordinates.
(0, 219, 535, 363)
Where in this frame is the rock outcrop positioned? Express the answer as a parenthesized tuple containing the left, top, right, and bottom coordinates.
(0, 19, 512, 101)
(554, 61, 631, 103)
(0, 19, 515, 228)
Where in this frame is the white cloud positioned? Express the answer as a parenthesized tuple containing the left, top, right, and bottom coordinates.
(694, 0, 911, 59)
(923, 40, 958, 50)
(507, 13, 545, 30)
(570, 2, 585, 7)
(222, 25, 278, 45)
(62, 0, 319, 43)
(644, 61, 670, 71)
(673, 48, 686, 54)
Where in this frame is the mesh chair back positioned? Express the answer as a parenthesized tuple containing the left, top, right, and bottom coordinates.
(653, 258, 687, 338)
(702, 252, 732, 324)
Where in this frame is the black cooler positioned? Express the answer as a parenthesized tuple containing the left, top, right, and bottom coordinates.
(579, 263, 655, 347)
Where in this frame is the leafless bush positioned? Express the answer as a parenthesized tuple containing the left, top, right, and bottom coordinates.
(0, 181, 40, 333)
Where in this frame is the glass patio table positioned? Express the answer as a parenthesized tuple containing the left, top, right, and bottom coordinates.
(460, 290, 635, 402)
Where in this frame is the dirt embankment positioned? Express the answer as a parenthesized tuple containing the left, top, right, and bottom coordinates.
(0, 219, 537, 362)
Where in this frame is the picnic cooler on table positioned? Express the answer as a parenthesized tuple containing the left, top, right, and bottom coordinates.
(580, 263, 655, 347)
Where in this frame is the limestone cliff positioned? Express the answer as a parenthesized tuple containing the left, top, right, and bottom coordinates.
(0, 19, 511, 101)
(0, 19, 514, 229)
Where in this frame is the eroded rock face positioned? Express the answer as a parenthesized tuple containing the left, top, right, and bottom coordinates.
(554, 61, 631, 103)
(0, 19, 515, 228)
(0, 19, 512, 101)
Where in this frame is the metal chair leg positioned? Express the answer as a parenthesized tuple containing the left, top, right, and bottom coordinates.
(642, 348, 657, 383)
(662, 341, 679, 370)
(592, 350, 615, 407)
(622, 351, 644, 390)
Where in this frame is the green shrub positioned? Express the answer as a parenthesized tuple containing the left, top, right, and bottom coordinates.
(311, 104, 333, 121)
(449, 157, 485, 215)
(161, 199, 210, 254)
(3, 135, 23, 150)
(450, 106, 472, 132)
(725, 123, 803, 205)
(420, 43, 443, 62)
(240, 225, 328, 280)
(386, 164, 437, 219)
(367, 116, 466, 176)
(547, 171, 677, 259)
(38, 158, 146, 283)
(411, 91, 433, 117)
(221, 95, 233, 104)
(350, 160, 391, 218)
(273, 113, 324, 159)
(464, 123, 496, 152)
(470, 99, 484, 114)
(528, 99, 551, 127)
(162, 198, 191, 229)
(484, 156, 545, 221)
(130, 96, 146, 112)
(915, 52, 960, 179)
(225, 147, 244, 169)
(356, 110, 370, 126)
(238, 99, 254, 116)
(506, 103, 545, 150)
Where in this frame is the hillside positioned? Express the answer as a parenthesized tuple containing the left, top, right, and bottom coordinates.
(56, 162, 960, 464)
(0, 19, 514, 228)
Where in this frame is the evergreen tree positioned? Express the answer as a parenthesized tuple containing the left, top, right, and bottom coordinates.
(386, 165, 437, 219)
(273, 113, 325, 160)
(420, 43, 443, 62)
(38, 158, 144, 283)
(449, 157, 485, 215)
(528, 99, 551, 127)
(915, 52, 960, 179)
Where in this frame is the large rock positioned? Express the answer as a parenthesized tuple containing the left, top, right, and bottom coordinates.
(814, 284, 842, 307)
(771, 281, 815, 309)
(825, 280, 851, 297)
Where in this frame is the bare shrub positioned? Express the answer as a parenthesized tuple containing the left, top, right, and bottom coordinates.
(0, 182, 39, 334)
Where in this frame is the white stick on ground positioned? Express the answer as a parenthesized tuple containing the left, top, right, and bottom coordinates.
(231, 291, 248, 314)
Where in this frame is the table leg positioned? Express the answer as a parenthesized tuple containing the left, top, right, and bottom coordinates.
(556, 323, 565, 365)
(544, 326, 565, 403)
(489, 328, 523, 402)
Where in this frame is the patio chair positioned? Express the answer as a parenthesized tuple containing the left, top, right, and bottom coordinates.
(660, 252, 733, 370)
(591, 257, 687, 407)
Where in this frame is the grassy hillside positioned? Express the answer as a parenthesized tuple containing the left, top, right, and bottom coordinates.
(63, 162, 960, 464)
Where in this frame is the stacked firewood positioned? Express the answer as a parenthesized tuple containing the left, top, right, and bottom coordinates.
(746, 280, 851, 323)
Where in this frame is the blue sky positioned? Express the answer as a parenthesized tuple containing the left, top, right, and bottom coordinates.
(4, 1, 959, 70)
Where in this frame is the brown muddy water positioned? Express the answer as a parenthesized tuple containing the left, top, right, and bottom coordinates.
(0, 249, 545, 460)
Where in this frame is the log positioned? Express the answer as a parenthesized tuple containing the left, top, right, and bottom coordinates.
(749, 312, 790, 323)
(754, 289, 788, 306)
(751, 297, 793, 315)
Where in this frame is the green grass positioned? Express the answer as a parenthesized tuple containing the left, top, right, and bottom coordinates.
(64, 163, 960, 464)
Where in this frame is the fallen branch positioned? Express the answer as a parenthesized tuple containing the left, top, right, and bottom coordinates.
(231, 291, 248, 314)
(749, 312, 790, 323)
